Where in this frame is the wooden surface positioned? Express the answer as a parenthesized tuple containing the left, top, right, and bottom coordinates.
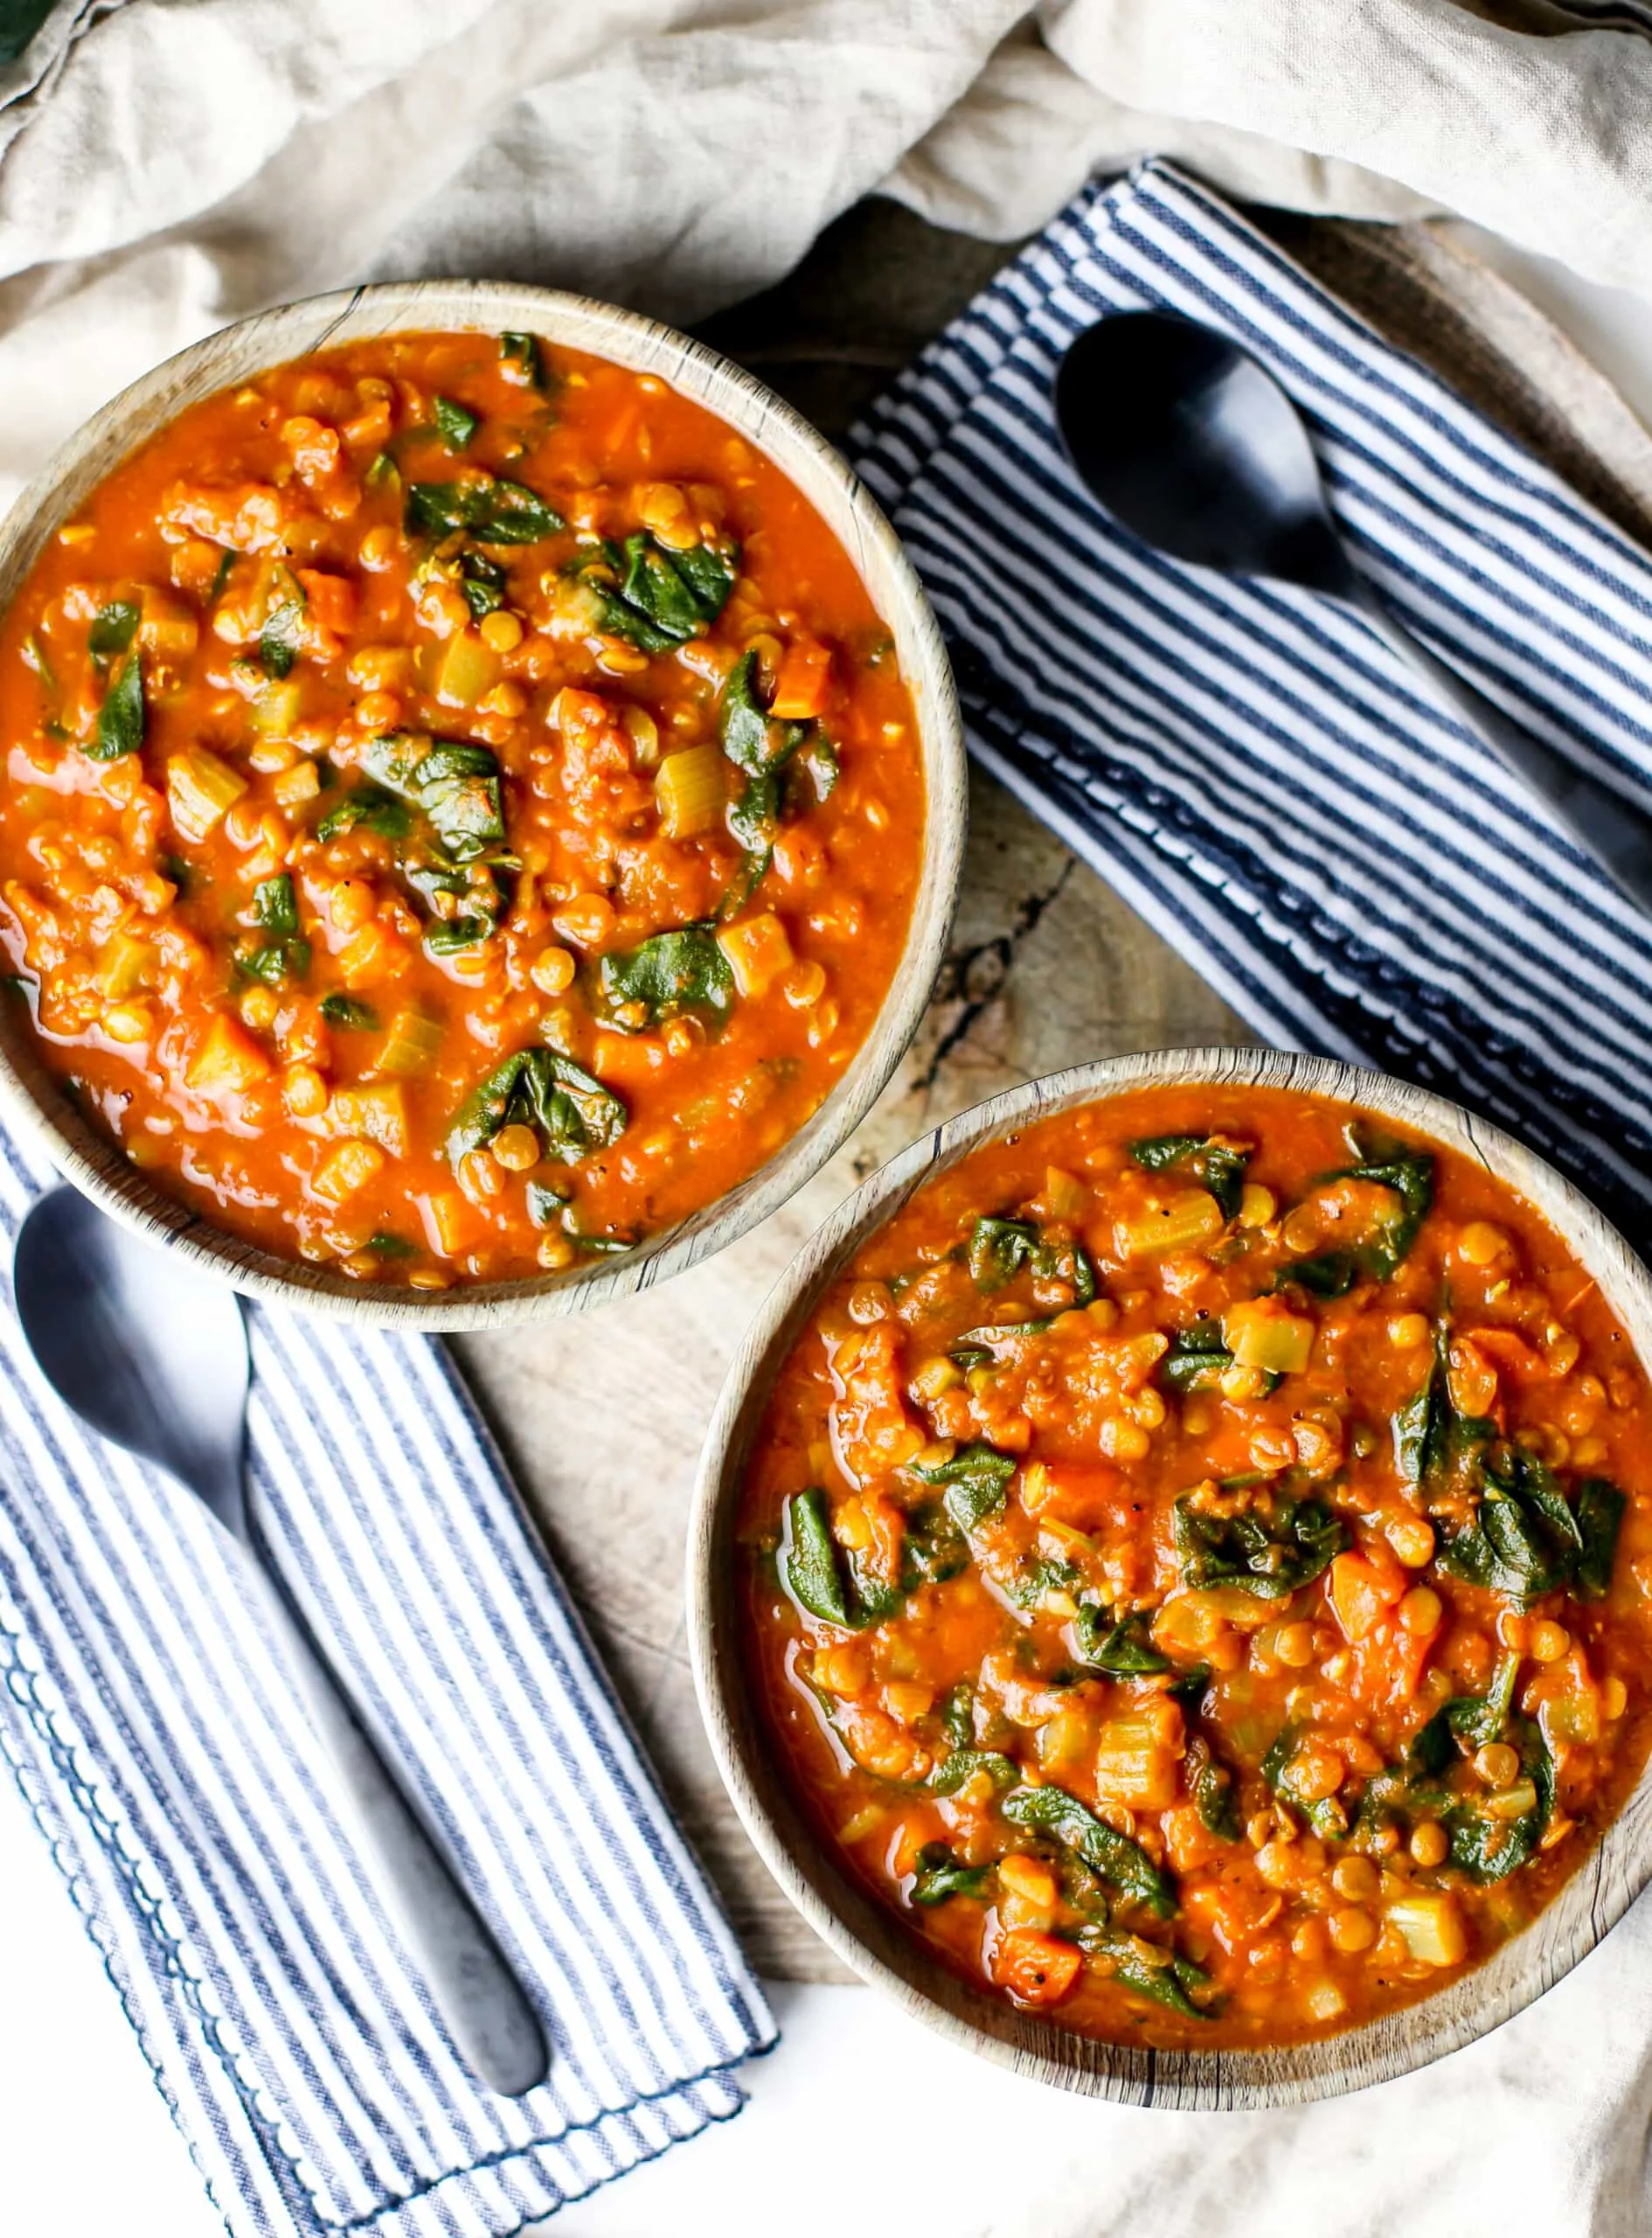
(688, 1048, 1652, 2105)
(0, 277, 966, 1329)
(456, 194, 1652, 1989)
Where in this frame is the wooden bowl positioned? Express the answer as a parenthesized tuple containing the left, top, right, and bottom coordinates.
(0, 281, 963, 1329)
(688, 1046, 1652, 2106)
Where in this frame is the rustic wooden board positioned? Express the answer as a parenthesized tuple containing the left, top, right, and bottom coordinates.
(458, 196, 1652, 1984)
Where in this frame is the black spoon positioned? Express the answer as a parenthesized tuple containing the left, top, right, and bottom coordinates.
(1054, 310, 1652, 916)
(12, 1185, 548, 2096)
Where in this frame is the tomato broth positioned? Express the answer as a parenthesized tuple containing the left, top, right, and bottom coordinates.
(0, 331, 924, 1289)
(739, 1087, 1652, 2047)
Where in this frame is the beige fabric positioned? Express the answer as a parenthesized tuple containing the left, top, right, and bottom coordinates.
(2, 0, 1652, 504)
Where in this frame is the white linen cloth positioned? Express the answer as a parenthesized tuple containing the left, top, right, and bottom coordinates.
(3, 0, 1652, 512)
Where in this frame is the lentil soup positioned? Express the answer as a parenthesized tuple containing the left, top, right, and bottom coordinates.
(738, 1085, 1652, 2048)
(0, 330, 924, 1289)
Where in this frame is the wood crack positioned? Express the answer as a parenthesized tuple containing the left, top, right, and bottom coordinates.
(910, 858, 1076, 1095)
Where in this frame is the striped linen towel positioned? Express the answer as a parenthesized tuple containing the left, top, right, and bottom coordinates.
(0, 1121, 773, 2235)
(852, 158, 1652, 1249)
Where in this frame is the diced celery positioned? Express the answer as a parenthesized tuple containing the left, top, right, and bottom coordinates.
(167, 748, 247, 843)
(1387, 1891, 1467, 1966)
(1223, 1297, 1315, 1374)
(424, 629, 501, 707)
(1093, 1715, 1177, 1811)
(654, 742, 724, 838)
(250, 678, 302, 737)
(377, 1005, 443, 1076)
(1115, 1187, 1224, 1259)
(95, 930, 156, 1000)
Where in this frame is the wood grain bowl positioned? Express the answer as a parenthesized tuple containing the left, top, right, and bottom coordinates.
(0, 281, 965, 1328)
(687, 1046, 1652, 2106)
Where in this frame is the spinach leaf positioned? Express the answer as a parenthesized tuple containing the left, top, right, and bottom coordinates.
(719, 649, 809, 775)
(1159, 1317, 1276, 1394)
(1072, 1604, 1170, 1677)
(597, 924, 734, 1025)
(405, 475, 565, 545)
(1437, 1442, 1584, 1605)
(1167, 1662, 1212, 1713)
(588, 532, 739, 651)
(1260, 1723, 1347, 1839)
(795, 732, 838, 804)
(1393, 1329, 1494, 1497)
(260, 592, 304, 678)
(967, 1213, 1097, 1303)
(780, 1486, 856, 1627)
(898, 1500, 970, 1592)
(941, 1684, 975, 1750)
(725, 768, 780, 856)
(1128, 1133, 1249, 1221)
(928, 1748, 1017, 1798)
(238, 874, 309, 981)
(425, 915, 494, 956)
(446, 1047, 627, 1169)
(1575, 1477, 1626, 1600)
(909, 1842, 991, 1907)
(1410, 1651, 1521, 1771)
(1078, 1929, 1212, 2019)
(1002, 1784, 1177, 1917)
(1337, 1139, 1434, 1275)
(320, 993, 377, 1029)
(87, 599, 140, 671)
(253, 873, 298, 935)
(1189, 1736, 1240, 1840)
(1279, 1251, 1362, 1298)
(457, 546, 508, 617)
(1173, 1491, 1346, 1599)
(968, 1215, 1038, 1291)
(315, 786, 412, 844)
(1009, 1553, 1082, 1610)
(89, 651, 144, 761)
(910, 1442, 1016, 1533)
(409, 740, 504, 861)
(235, 935, 309, 986)
(499, 331, 545, 386)
(1402, 1655, 1555, 1881)
(779, 1486, 901, 1631)
(1281, 1137, 1435, 1292)
(434, 395, 479, 450)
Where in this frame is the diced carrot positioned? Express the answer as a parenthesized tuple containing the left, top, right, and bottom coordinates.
(770, 637, 832, 719)
(994, 1930, 1082, 2006)
(1461, 1327, 1551, 1383)
(297, 568, 357, 634)
(1328, 1551, 1406, 1644)
(1017, 1458, 1124, 1526)
(888, 1809, 943, 1879)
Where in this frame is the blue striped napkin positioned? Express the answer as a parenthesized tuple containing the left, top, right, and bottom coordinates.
(852, 159, 1652, 1248)
(0, 1124, 773, 2234)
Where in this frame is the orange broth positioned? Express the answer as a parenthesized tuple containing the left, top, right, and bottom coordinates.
(0, 331, 924, 1288)
(739, 1086, 1652, 2047)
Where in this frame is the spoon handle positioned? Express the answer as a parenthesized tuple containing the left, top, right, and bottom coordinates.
(240, 1546, 549, 2096)
(1349, 580, 1652, 916)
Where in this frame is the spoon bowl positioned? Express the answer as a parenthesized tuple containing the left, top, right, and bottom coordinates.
(1052, 309, 1652, 914)
(1054, 312, 1352, 594)
(12, 1184, 549, 2096)
(15, 1185, 252, 1534)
